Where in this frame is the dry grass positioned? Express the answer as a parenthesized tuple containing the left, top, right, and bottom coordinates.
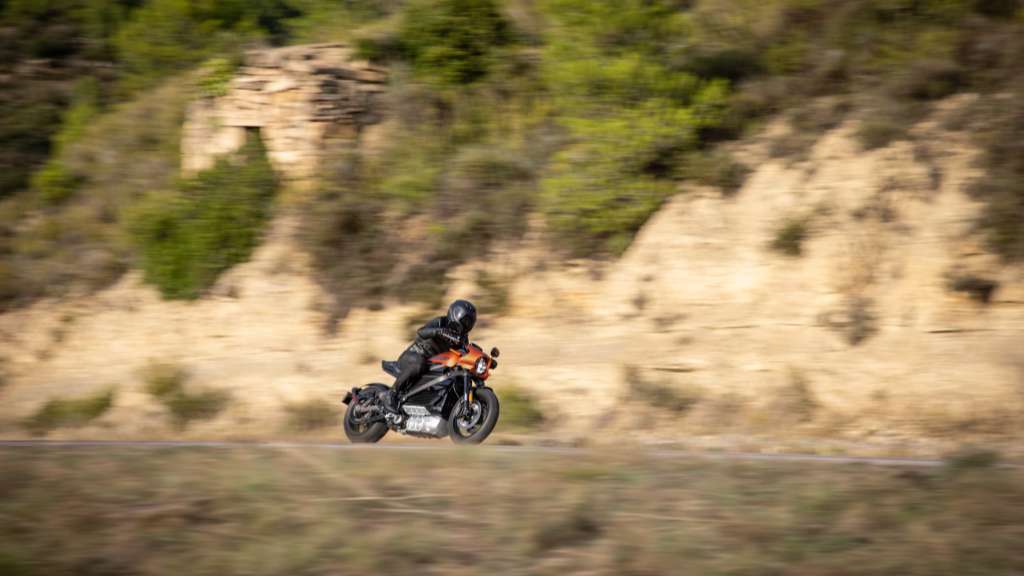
(0, 446, 1022, 575)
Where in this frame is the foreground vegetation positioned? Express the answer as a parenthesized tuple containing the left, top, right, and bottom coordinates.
(0, 446, 1021, 575)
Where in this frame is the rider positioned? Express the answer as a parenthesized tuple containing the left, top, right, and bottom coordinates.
(383, 299, 477, 414)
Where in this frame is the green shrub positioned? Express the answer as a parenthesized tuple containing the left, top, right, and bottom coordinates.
(143, 362, 229, 428)
(681, 150, 750, 195)
(392, 0, 512, 85)
(771, 217, 810, 257)
(161, 389, 230, 427)
(23, 389, 115, 436)
(537, 0, 742, 255)
(28, 78, 100, 204)
(499, 386, 545, 430)
(143, 362, 189, 398)
(113, 0, 294, 94)
(31, 160, 81, 205)
(129, 131, 278, 299)
(197, 57, 237, 98)
(284, 398, 338, 431)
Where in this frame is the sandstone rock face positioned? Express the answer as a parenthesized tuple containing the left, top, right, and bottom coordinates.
(181, 43, 386, 188)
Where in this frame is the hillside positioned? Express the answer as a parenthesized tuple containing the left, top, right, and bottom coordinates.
(2, 91, 1022, 455)
(1, 0, 1023, 455)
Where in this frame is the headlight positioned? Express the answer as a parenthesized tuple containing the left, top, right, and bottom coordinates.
(474, 357, 488, 375)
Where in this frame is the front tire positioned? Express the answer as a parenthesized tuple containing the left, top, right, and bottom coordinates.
(449, 387, 499, 444)
(344, 384, 389, 443)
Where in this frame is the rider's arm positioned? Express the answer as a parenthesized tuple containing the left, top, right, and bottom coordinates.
(416, 317, 445, 340)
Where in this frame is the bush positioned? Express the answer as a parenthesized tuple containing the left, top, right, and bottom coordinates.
(31, 160, 81, 205)
(624, 365, 701, 414)
(359, 0, 512, 85)
(28, 78, 99, 204)
(819, 295, 879, 346)
(284, 399, 338, 431)
(537, 0, 742, 255)
(1, 79, 189, 309)
(947, 273, 999, 303)
(197, 57, 237, 98)
(681, 150, 750, 195)
(129, 131, 278, 299)
(856, 116, 909, 150)
(23, 389, 115, 436)
(499, 386, 545, 430)
(143, 362, 229, 428)
(970, 91, 1024, 260)
(113, 0, 295, 94)
(771, 217, 810, 256)
(143, 362, 189, 398)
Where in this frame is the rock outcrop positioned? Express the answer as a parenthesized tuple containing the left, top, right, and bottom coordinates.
(181, 43, 387, 187)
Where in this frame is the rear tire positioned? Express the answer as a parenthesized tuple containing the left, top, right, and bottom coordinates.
(344, 384, 389, 443)
(449, 387, 499, 445)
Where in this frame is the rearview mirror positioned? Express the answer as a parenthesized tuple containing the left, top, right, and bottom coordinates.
(490, 347, 500, 358)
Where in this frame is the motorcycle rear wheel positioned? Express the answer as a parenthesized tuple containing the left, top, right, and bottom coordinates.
(344, 385, 389, 443)
(449, 387, 500, 444)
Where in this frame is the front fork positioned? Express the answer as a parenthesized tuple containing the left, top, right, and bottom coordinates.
(462, 373, 477, 407)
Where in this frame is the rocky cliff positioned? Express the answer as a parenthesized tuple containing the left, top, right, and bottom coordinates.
(182, 44, 387, 188)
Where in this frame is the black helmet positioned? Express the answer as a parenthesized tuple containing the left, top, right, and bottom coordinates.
(447, 299, 477, 333)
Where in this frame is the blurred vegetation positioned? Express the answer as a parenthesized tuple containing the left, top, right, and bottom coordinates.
(22, 388, 115, 436)
(143, 362, 230, 428)
(129, 131, 277, 299)
(624, 365, 702, 414)
(2, 447, 1024, 574)
(284, 398, 338, 431)
(496, 385, 545, 430)
(358, 0, 513, 85)
(2, 0, 1023, 314)
(771, 216, 811, 256)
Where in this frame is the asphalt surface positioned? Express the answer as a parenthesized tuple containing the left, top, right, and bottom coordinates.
(0, 439, 951, 467)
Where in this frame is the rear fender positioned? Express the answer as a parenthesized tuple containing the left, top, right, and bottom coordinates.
(344, 383, 389, 405)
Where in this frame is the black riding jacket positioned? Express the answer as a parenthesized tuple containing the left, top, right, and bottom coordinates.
(408, 316, 469, 358)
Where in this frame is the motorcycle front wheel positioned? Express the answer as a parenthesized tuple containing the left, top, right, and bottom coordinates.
(449, 387, 500, 444)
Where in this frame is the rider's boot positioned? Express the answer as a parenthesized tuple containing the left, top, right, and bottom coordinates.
(381, 388, 401, 415)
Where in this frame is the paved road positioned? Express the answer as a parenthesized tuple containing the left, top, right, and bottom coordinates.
(0, 439, 951, 467)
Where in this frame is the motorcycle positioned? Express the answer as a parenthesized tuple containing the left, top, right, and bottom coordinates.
(341, 343, 501, 444)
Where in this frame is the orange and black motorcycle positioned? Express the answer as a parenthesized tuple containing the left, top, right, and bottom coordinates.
(341, 344, 501, 444)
